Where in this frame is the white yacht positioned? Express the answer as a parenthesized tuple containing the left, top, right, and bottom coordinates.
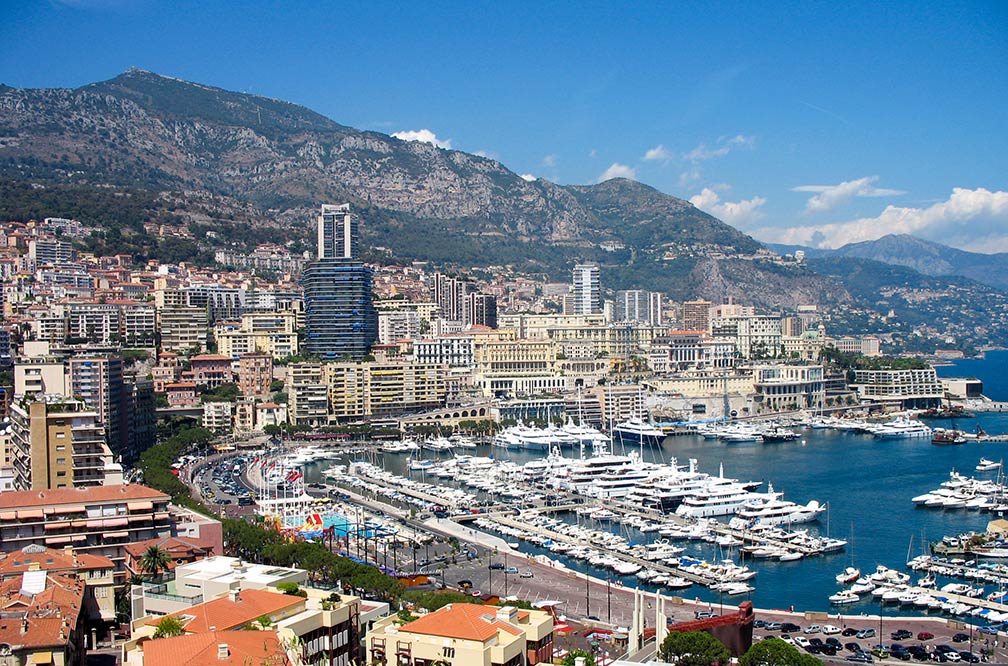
(977, 458, 1002, 472)
(675, 484, 771, 518)
(870, 416, 932, 439)
(734, 488, 826, 526)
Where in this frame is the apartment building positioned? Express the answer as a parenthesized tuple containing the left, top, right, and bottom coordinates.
(368, 603, 554, 666)
(8, 395, 121, 491)
(751, 364, 826, 414)
(850, 367, 945, 409)
(237, 353, 273, 397)
(158, 306, 208, 352)
(214, 310, 299, 359)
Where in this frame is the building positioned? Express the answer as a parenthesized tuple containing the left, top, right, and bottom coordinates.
(127, 378, 156, 463)
(8, 395, 121, 491)
(433, 273, 471, 323)
(67, 355, 129, 460)
(614, 290, 649, 323)
(711, 315, 782, 359)
(467, 292, 498, 328)
(368, 603, 554, 666)
(0, 484, 172, 576)
(164, 382, 198, 407)
(158, 306, 208, 353)
(826, 335, 882, 357)
(649, 331, 737, 373)
(648, 291, 664, 326)
(302, 205, 377, 361)
(317, 203, 356, 260)
(0, 571, 87, 666)
(123, 536, 216, 581)
(214, 310, 299, 359)
(377, 309, 421, 344)
(287, 364, 328, 427)
(202, 402, 233, 433)
(571, 264, 601, 315)
(238, 353, 273, 398)
(751, 364, 825, 414)
(184, 354, 234, 389)
(129, 631, 290, 666)
(681, 299, 712, 332)
(850, 367, 945, 409)
(0, 544, 117, 628)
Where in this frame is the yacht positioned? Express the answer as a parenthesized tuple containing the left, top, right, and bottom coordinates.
(835, 567, 861, 585)
(734, 488, 826, 526)
(675, 484, 771, 518)
(829, 589, 861, 605)
(870, 416, 932, 440)
(612, 415, 666, 447)
(977, 458, 1002, 472)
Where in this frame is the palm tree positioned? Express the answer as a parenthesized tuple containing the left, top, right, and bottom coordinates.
(140, 546, 171, 581)
(152, 615, 185, 639)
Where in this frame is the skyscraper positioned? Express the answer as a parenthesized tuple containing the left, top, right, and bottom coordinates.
(317, 203, 357, 260)
(571, 264, 601, 315)
(302, 204, 377, 360)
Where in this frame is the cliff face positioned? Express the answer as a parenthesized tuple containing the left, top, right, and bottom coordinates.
(0, 68, 850, 309)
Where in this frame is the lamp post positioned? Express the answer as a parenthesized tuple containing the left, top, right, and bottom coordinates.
(504, 552, 509, 596)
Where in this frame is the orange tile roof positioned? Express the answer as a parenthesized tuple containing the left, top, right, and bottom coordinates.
(148, 589, 304, 633)
(0, 484, 169, 510)
(0, 573, 85, 649)
(142, 630, 289, 666)
(0, 546, 113, 577)
(401, 603, 523, 642)
(124, 536, 214, 560)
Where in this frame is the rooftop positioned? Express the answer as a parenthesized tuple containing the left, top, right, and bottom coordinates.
(148, 588, 304, 633)
(141, 629, 289, 666)
(0, 484, 168, 510)
(400, 603, 526, 642)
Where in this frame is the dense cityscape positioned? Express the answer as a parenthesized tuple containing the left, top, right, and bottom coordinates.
(1, 4, 1007, 666)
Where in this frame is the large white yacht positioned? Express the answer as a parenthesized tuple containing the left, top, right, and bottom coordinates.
(675, 484, 772, 518)
(868, 416, 932, 439)
(732, 486, 826, 526)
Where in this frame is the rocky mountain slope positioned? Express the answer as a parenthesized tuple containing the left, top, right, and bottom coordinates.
(1, 69, 844, 308)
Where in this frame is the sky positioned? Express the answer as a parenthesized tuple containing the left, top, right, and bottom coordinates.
(1, 1, 1007, 252)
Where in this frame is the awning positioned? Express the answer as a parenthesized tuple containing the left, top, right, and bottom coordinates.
(128, 514, 151, 523)
(103, 531, 129, 539)
(44, 521, 70, 531)
(53, 504, 86, 514)
(127, 501, 153, 511)
(86, 519, 103, 528)
(45, 536, 73, 545)
(102, 517, 128, 528)
(17, 509, 44, 519)
(0, 511, 16, 520)
(70, 535, 87, 542)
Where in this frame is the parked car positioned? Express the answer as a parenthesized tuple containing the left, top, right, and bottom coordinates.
(917, 631, 935, 641)
(805, 624, 822, 634)
(781, 622, 802, 633)
(951, 633, 970, 643)
(822, 625, 841, 635)
(892, 629, 914, 641)
(519, 570, 534, 578)
(843, 628, 860, 637)
(856, 628, 876, 640)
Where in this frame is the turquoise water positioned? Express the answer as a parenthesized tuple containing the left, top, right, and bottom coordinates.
(307, 352, 1008, 615)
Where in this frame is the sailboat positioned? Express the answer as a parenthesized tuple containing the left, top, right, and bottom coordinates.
(835, 523, 859, 584)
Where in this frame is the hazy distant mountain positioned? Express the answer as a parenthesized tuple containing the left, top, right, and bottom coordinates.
(767, 234, 1008, 292)
(0, 68, 844, 308)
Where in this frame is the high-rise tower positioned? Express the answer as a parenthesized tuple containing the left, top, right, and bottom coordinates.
(302, 204, 377, 360)
(571, 263, 601, 315)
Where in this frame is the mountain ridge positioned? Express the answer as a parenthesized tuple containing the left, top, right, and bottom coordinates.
(768, 234, 1008, 292)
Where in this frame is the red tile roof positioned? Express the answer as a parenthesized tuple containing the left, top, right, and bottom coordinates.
(0, 484, 168, 510)
(0, 546, 113, 578)
(401, 603, 523, 642)
(0, 573, 85, 649)
(142, 630, 290, 666)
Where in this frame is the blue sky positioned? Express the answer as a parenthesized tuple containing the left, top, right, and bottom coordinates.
(2, 1, 1006, 251)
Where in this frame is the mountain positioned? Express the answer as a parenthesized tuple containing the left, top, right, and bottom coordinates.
(768, 234, 1008, 292)
(0, 68, 843, 309)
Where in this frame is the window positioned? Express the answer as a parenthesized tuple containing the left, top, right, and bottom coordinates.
(442, 647, 455, 659)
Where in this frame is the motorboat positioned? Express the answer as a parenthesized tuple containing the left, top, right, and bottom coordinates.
(612, 415, 666, 447)
(836, 566, 861, 585)
(829, 589, 860, 605)
(977, 458, 1002, 472)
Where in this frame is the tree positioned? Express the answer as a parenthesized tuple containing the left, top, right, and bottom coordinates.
(562, 650, 595, 666)
(658, 631, 731, 666)
(139, 546, 171, 581)
(152, 615, 185, 638)
(739, 638, 823, 666)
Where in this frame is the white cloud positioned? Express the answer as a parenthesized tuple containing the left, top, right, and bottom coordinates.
(598, 163, 637, 182)
(689, 187, 767, 226)
(792, 176, 907, 213)
(391, 129, 452, 149)
(519, 174, 537, 182)
(643, 144, 673, 162)
(542, 154, 557, 167)
(684, 134, 755, 162)
(753, 187, 1008, 251)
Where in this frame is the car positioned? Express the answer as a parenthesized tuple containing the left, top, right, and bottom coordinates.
(957, 651, 979, 663)
(845, 642, 862, 653)
(826, 638, 843, 649)
(764, 622, 782, 630)
(781, 622, 801, 633)
(857, 628, 876, 640)
(488, 562, 504, 570)
(809, 638, 824, 647)
(936, 645, 957, 654)
(821, 644, 838, 656)
(978, 625, 999, 635)
(951, 633, 970, 643)
(843, 628, 860, 637)
(846, 654, 873, 663)
(806, 643, 822, 654)
(918, 632, 935, 641)
(504, 566, 518, 574)
(752, 619, 767, 628)
(519, 570, 533, 578)
(890, 646, 911, 661)
(892, 629, 914, 641)
(695, 611, 717, 620)
(806, 624, 822, 634)
(794, 637, 811, 648)
(823, 625, 842, 635)
(586, 615, 600, 621)
(779, 635, 795, 645)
